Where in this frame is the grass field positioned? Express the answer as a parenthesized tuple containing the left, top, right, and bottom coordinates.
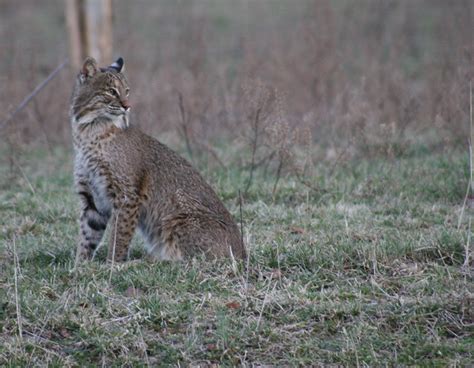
(0, 144, 472, 366)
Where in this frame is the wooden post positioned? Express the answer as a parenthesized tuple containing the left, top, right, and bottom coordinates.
(65, 0, 113, 70)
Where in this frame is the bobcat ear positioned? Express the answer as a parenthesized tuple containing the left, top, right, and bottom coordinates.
(80, 57, 98, 81)
(109, 57, 124, 73)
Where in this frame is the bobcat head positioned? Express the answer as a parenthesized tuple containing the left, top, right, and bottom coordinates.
(71, 57, 131, 129)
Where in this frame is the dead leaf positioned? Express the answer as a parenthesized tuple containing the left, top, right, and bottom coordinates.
(59, 328, 71, 339)
(44, 289, 57, 300)
(206, 343, 217, 351)
(225, 301, 241, 309)
(290, 226, 305, 234)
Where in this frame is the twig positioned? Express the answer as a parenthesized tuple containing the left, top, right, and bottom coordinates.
(239, 189, 244, 244)
(229, 246, 237, 275)
(242, 151, 275, 171)
(196, 141, 226, 169)
(272, 152, 284, 197)
(458, 142, 472, 229)
(462, 80, 473, 268)
(13, 235, 24, 348)
(108, 211, 120, 284)
(256, 281, 277, 329)
(294, 170, 326, 194)
(470, 80, 473, 198)
(458, 81, 473, 229)
(463, 218, 471, 268)
(12, 157, 36, 196)
(0, 58, 69, 131)
(459, 81, 474, 229)
(177, 92, 194, 161)
(238, 189, 249, 275)
(244, 107, 262, 195)
(244, 240, 250, 292)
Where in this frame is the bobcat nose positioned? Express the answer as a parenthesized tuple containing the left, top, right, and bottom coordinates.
(121, 99, 131, 111)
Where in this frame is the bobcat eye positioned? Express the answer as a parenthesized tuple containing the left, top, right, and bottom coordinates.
(109, 88, 119, 97)
(125, 89, 130, 97)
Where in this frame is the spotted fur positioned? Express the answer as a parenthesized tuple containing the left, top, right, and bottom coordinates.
(71, 57, 246, 263)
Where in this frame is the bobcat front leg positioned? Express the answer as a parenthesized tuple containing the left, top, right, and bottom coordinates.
(107, 201, 140, 262)
(75, 187, 109, 263)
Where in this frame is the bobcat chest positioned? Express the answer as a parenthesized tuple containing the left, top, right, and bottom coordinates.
(76, 150, 113, 217)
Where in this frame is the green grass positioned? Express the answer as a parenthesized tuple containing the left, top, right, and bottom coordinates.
(0, 146, 472, 366)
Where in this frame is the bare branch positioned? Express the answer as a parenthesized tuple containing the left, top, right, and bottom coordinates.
(177, 92, 194, 161)
(0, 58, 69, 132)
(244, 107, 261, 194)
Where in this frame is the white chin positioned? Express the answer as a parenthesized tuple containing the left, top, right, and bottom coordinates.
(112, 115, 129, 129)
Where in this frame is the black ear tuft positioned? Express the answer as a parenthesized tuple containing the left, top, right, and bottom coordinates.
(109, 57, 124, 73)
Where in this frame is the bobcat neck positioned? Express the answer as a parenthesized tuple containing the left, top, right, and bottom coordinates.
(72, 117, 125, 148)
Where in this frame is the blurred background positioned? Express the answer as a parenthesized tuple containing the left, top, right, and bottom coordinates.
(1, 0, 473, 167)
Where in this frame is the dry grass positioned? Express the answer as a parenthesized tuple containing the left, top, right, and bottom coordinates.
(0, 145, 472, 366)
(1, 0, 473, 157)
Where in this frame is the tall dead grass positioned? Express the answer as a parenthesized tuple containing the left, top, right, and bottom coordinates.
(1, 0, 472, 165)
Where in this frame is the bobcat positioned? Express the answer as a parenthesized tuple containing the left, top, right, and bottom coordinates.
(71, 57, 246, 263)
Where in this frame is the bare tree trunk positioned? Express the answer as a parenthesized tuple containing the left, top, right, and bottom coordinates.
(65, 0, 113, 70)
(98, 0, 113, 64)
(65, 0, 82, 70)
